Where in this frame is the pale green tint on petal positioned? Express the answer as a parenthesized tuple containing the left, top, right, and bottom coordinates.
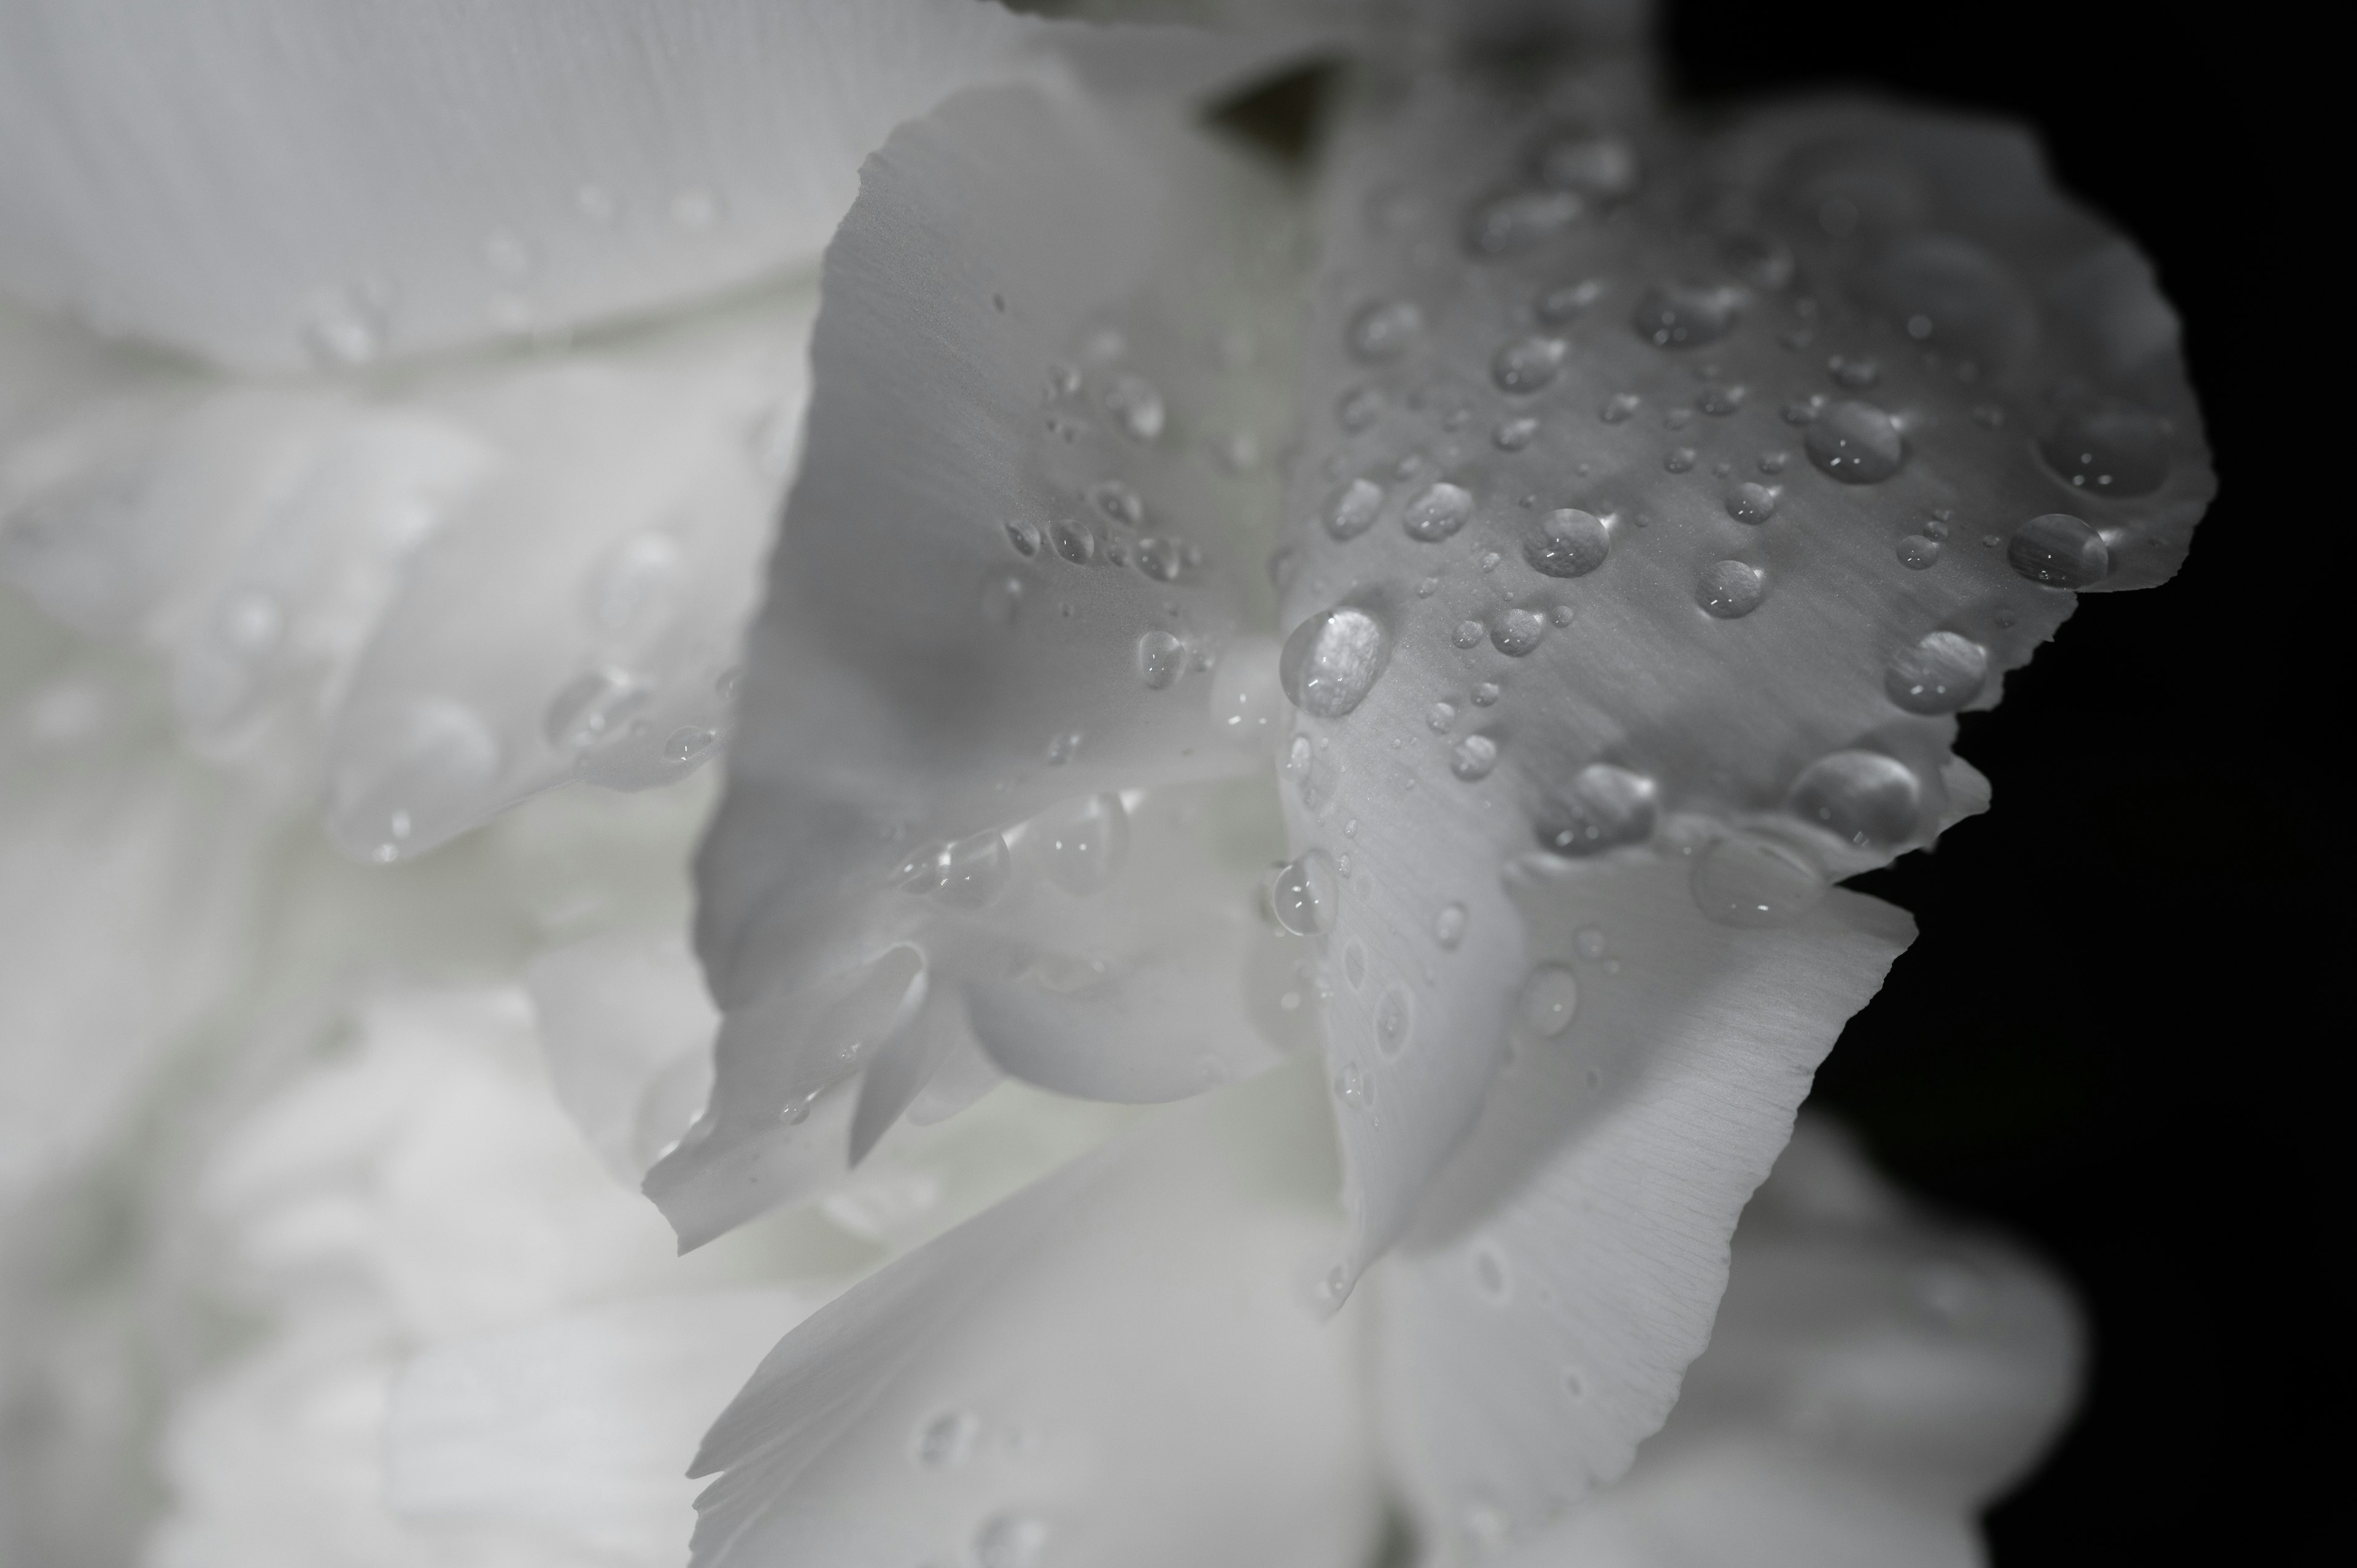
(686, 1064, 1382, 1568)
(1488, 1119, 2079, 1567)
(1374, 855, 1911, 1552)
(0, 0, 1284, 371)
(662, 82, 1312, 1245)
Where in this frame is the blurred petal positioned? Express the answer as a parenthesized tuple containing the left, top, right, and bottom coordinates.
(0, 0, 1293, 371)
(1374, 859, 1911, 1550)
(660, 80, 1312, 1242)
(525, 930, 718, 1186)
(686, 1064, 1381, 1568)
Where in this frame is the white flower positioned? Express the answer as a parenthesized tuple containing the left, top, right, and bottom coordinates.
(0, 2, 2207, 1566)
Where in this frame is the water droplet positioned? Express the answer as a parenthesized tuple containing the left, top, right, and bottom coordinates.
(1280, 607, 1388, 717)
(1574, 925, 1608, 960)
(1045, 729, 1082, 765)
(1473, 1243, 1511, 1301)
(1334, 1060, 1375, 1108)
(1490, 609, 1545, 657)
(1327, 478, 1384, 541)
(1829, 354, 1880, 388)
(1034, 792, 1130, 895)
(1375, 984, 1417, 1056)
(1452, 619, 1487, 650)
(1272, 849, 1341, 936)
(1663, 446, 1697, 473)
(1724, 482, 1779, 524)
(545, 668, 651, 753)
(1103, 372, 1165, 441)
(1132, 536, 1183, 582)
(1433, 903, 1468, 950)
(1599, 392, 1640, 423)
(1466, 190, 1582, 255)
(1452, 733, 1501, 780)
(2008, 513, 2108, 587)
(1896, 534, 1941, 570)
(928, 832, 1011, 909)
(1692, 834, 1825, 927)
(1051, 519, 1097, 565)
(2037, 401, 2170, 496)
(1338, 385, 1384, 431)
(1527, 967, 1584, 1037)
(915, 1410, 980, 1468)
(1471, 681, 1500, 706)
(974, 1512, 1049, 1568)
(980, 571, 1029, 626)
(1349, 299, 1424, 361)
(1539, 134, 1638, 198)
(1426, 700, 1459, 733)
(1884, 630, 1988, 714)
(1696, 560, 1765, 618)
(1404, 482, 1473, 542)
(1790, 751, 1921, 847)
(1006, 520, 1041, 557)
(1518, 506, 1609, 577)
(1089, 481, 1144, 527)
(1494, 416, 1539, 451)
(664, 726, 719, 765)
(1699, 382, 1749, 415)
(328, 699, 500, 864)
(1805, 401, 1905, 484)
(1535, 277, 1604, 323)
(1492, 335, 1566, 395)
(1134, 630, 1186, 691)
(1633, 283, 1740, 348)
(1533, 764, 1657, 856)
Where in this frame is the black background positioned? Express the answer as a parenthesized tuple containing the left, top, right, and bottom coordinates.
(1663, 1, 2330, 1559)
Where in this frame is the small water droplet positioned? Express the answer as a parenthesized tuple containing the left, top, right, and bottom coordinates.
(1450, 619, 1485, 650)
(1103, 372, 1165, 441)
(1375, 984, 1416, 1055)
(1805, 401, 1905, 484)
(1533, 764, 1656, 856)
(1451, 733, 1500, 780)
(1349, 299, 1424, 361)
(1272, 849, 1341, 936)
(1828, 353, 1880, 388)
(1433, 903, 1468, 950)
(1136, 630, 1186, 690)
(974, 1512, 1049, 1568)
(1699, 382, 1748, 415)
(1470, 681, 1501, 706)
(1327, 478, 1384, 541)
(1338, 385, 1384, 431)
(1035, 792, 1130, 895)
(1492, 335, 1566, 394)
(1132, 536, 1184, 582)
(1006, 520, 1041, 557)
(1281, 607, 1389, 717)
(1724, 482, 1779, 524)
(2037, 401, 2170, 496)
(1490, 609, 1545, 657)
(1466, 190, 1582, 255)
(1535, 277, 1604, 323)
(1426, 700, 1458, 732)
(1758, 450, 1789, 474)
(1046, 729, 1083, 765)
(1404, 482, 1474, 542)
(1089, 480, 1144, 527)
(545, 668, 651, 754)
(1692, 834, 1825, 927)
(1884, 630, 1988, 714)
(1696, 560, 1765, 618)
(1663, 446, 1697, 473)
(1334, 1060, 1375, 1108)
(1598, 392, 1640, 423)
(1790, 751, 1921, 847)
(1494, 416, 1539, 451)
(2008, 512, 2109, 587)
(664, 726, 719, 765)
(915, 1410, 980, 1468)
(1633, 282, 1740, 348)
(1051, 519, 1097, 565)
(1896, 533, 1941, 570)
(1574, 925, 1608, 960)
(923, 832, 1010, 909)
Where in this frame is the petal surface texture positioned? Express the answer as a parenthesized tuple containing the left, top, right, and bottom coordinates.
(684, 1067, 1381, 1568)
(0, 0, 1275, 370)
(660, 80, 1314, 1243)
(1274, 56, 2207, 1291)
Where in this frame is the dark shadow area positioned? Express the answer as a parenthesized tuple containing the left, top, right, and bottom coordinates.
(1665, 0, 2329, 1559)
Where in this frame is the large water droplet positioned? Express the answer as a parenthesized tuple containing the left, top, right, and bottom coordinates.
(1491, 609, 1547, 656)
(1524, 508, 1609, 577)
(1137, 630, 1186, 690)
(1035, 793, 1129, 895)
(1280, 607, 1388, 718)
(1790, 751, 1921, 846)
(1724, 482, 1779, 525)
(1271, 849, 1341, 936)
(1519, 965, 1579, 1037)
(1692, 835, 1825, 927)
(1804, 400, 1904, 484)
(1349, 299, 1424, 361)
(1466, 190, 1582, 255)
(1633, 283, 1739, 348)
(1451, 733, 1501, 780)
(933, 832, 1012, 909)
(2008, 513, 2108, 587)
(664, 726, 719, 766)
(1492, 335, 1566, 395)
(1327, 478, 1384, 541)
(1696, 560, 1765, 618)
(1884, 631, 1987, 714)
(1103, 372, 1166, 441)
(974, 1513, 1049, 1568)
(1403, 482, 1473, 542)
(1051, 519, 1097, 565)
(2037, 401, 2170, 497)
(1534, 763, 1657, 855)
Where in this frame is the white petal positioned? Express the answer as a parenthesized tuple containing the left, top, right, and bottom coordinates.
(1273, 57, 2208, 1284)
(387, 1291, 816, 1561)
(0, 0, 1291, 371)
(684, 1065, 1382, 1568)
(664, 80, 1312, 1242)
(1374, 856, 1911, 1549)
(524, 929, 718, 1185)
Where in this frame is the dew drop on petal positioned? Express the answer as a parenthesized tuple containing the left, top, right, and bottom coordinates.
(1349, 299, 1424, 361)
(1471, 681, 1501, 706)
(1089, 480, 1144, 527)
(1696, 560, 1765, 618)
(1280, 607, 1389, 717)
(1535, 277, 1604, 323)
(1599, 392, 1639, 423)
(1426, 700, 1458, 732)
(1633, 282, 1739, 348)
(1699, 382, 1748, 415)
(1136, 629, 1186, 690)
(1691, 835, 1825, 927)
(1534, 763, 1657, 855)
(1327, 477, 1385, 541)
(1035, 792, 1130, 894)
(1272, 849, 1341, 936)
(1452, 619, 1486, 649)
(1495, 417, 1539, 450)
(1789, 751, 1921, 847)
(974, 1513, 1049, 1568)
(2007, 512, 2109, 587)
(1491, 609, 1546, 656)
(664, 726, 719, 765)
(1519, 964, 1580, 1037)
(1103, 372, 1165, 441)
(1884, 630, 1988, 714)
(1376, 983, 1416, 1053)
(1663, 446, 1697, 473)
(1045, 729, 1083, 765)
(1897, 534, 1941, 570)
(2037, 401, 2170, 497)
(1466, 190, 1582, 255)
(1334, 1060, 1375, 1108)
(1051, 519, 1097, 565)
(1005, 520, 1041, 557)
(1805, 400, 1905, 484)
(1338, 385, 1384, 431)
(1451, 733, 1500, 780)
(1523, 508, 1608, 577)
(934, 831, 1012, 909)
(915, 1410, 980, 1469)
(1433, 903, 1468, 950)
(544, 667, 650, 754)
(1724, 482, 1779, 524)
(1404, 482, 1474, 542)
(1492, 335, 1566, 394)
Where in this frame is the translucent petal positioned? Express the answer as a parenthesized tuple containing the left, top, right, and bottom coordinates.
(524, 930, 718, 1185)
(661, 81, 1311, 1243)
(0, 0, 1289, 370)
(1274, 57, 2207, 1288)
(1374, 855, 1912, 1546)
(684, 1068, 1380, 1568)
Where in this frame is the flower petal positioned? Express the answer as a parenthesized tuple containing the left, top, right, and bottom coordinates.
(1273, 57, 2206, 1285)
(0, 0, 1289, 370)
(1374, 857, 1911, 1549)
(663, 81, 1314, 1242)
(524, 930, 718, 1185)
(684, 1065, 1380, 1568)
